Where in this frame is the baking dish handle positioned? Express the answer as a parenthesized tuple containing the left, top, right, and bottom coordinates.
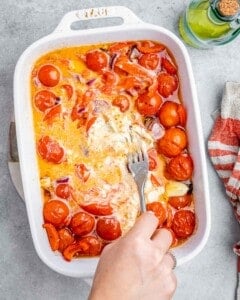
(54, 6, 143, 33)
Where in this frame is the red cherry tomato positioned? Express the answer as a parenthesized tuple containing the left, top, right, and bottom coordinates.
(161, 57, 177, 75)
(158, 73, 178, 98)
(166, 154, 193, 181)
(136, 92, 162, 116)
(43, 223, 60, 251)
(43, 104, 61, 124)
(56, 183, 71, 199)
(158, 101, 187, 128)
(157, 127, 187, 157)
(150, 174, 163, 187)
(136, 41, 165, 53)
(86, 50, 108, 72)
(70, 212, 95, 236)
(34, 90, 58, 112)
(138, 53, 159, 70)
(146, 202, 167, 227)
(58, 228, 74, 252)
(96, 217, 122, 241)
(171, 210, 195, 238)
(81, 203, 113, 216)
(38, 64, 60, 87)
(63, 236, 102, 261)
(37, 136, 64, 164)
(169, 194, 192, 210)
(147, 148, 158, 171)
(112, 95, 130, 112)
(43, 200, 69, 227)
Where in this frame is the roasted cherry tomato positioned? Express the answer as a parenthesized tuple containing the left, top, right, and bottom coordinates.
(58, 228, 75, 252)
(109, 42, 133, 54)
(150, 174, 163, 187)
(43, 223, 60, 251)
(43, 104, 61, 124)
(166, 154, 193, 181)
(136, 92, 162, 116)
(63, 236, 102, 261)
(37, 136, 64, 164)
(171, 210, 195, 238)
(81, 203, 113, 216)
(158, 101, 186, 128)
(70, 212, 95, 236)
(112, 95, 130, 112)
(161, 57, 177, 75)
(96, 217, 122, 241)
(56, 183, 71, 199)
(146, 202, 167, 227)
(34, 90, 59, 112)
(43, 200, 69, 227)
(158, 73, 178, 98)
(169, 194, 192, 210)
(157, 127, 187, 157)
(147, 148, 158, 171)
(38, 64, 60, 87)
(86, 50, 108, 72)
(136, 41, 165, 53)
(138, 53, 159, 70)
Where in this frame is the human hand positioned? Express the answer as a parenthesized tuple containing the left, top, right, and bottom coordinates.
(89, 212, 177, 300)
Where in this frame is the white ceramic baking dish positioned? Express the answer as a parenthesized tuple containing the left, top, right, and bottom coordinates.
(14, 6, 210, 278)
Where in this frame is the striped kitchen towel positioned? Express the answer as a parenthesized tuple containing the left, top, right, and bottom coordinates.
(208, 81, 240, 255)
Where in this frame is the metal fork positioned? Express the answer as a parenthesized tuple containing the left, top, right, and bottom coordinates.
(127, 148, 149, 212)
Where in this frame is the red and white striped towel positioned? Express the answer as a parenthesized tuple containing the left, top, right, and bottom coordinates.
(208, 81, 240, 256)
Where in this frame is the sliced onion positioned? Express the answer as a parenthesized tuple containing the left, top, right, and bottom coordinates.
(109, 53, 118, 69)
(56, 177, 69, 184)
(86, 78, 96, 86)
(129, 45, 141, 62)
(93, 100, 110, 113)
(144, 117, 165, 140)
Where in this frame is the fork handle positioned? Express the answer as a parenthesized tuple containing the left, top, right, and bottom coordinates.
(137, 181, 147, 212)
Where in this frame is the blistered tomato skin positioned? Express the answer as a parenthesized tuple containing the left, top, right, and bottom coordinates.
(166, 154, 193, 181)
(86, 50, 108, 72)
(63, 236, 102, 261)
(96, 217, 122, 241)
(138, 53, 159, 70)
(172, 210, 195, 239)
(38, 64, 60, 87)
(43, 200, 69, 227)
(169, 194, 192, 210)
(58, 228, 74, 252)
(158, 73, 178, 98)
(157, 127, 187, 157)
(158, 101, 187, 128)
(136, 92, 162, 116)
(34, 90, 58, 112)
(56, 183, 71, 199)
(37, 136, 65, 164)
(70, 212, 95, 236)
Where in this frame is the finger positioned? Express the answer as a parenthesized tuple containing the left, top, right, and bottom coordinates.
(151, 228, 173, 256)
(127, 212, 159, 239)
(160, 252, 177, 272)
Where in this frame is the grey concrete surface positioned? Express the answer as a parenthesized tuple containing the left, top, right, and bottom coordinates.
(1, 0, 240, 299)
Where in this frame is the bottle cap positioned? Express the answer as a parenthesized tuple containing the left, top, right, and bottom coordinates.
(218, 0, 240, 16)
